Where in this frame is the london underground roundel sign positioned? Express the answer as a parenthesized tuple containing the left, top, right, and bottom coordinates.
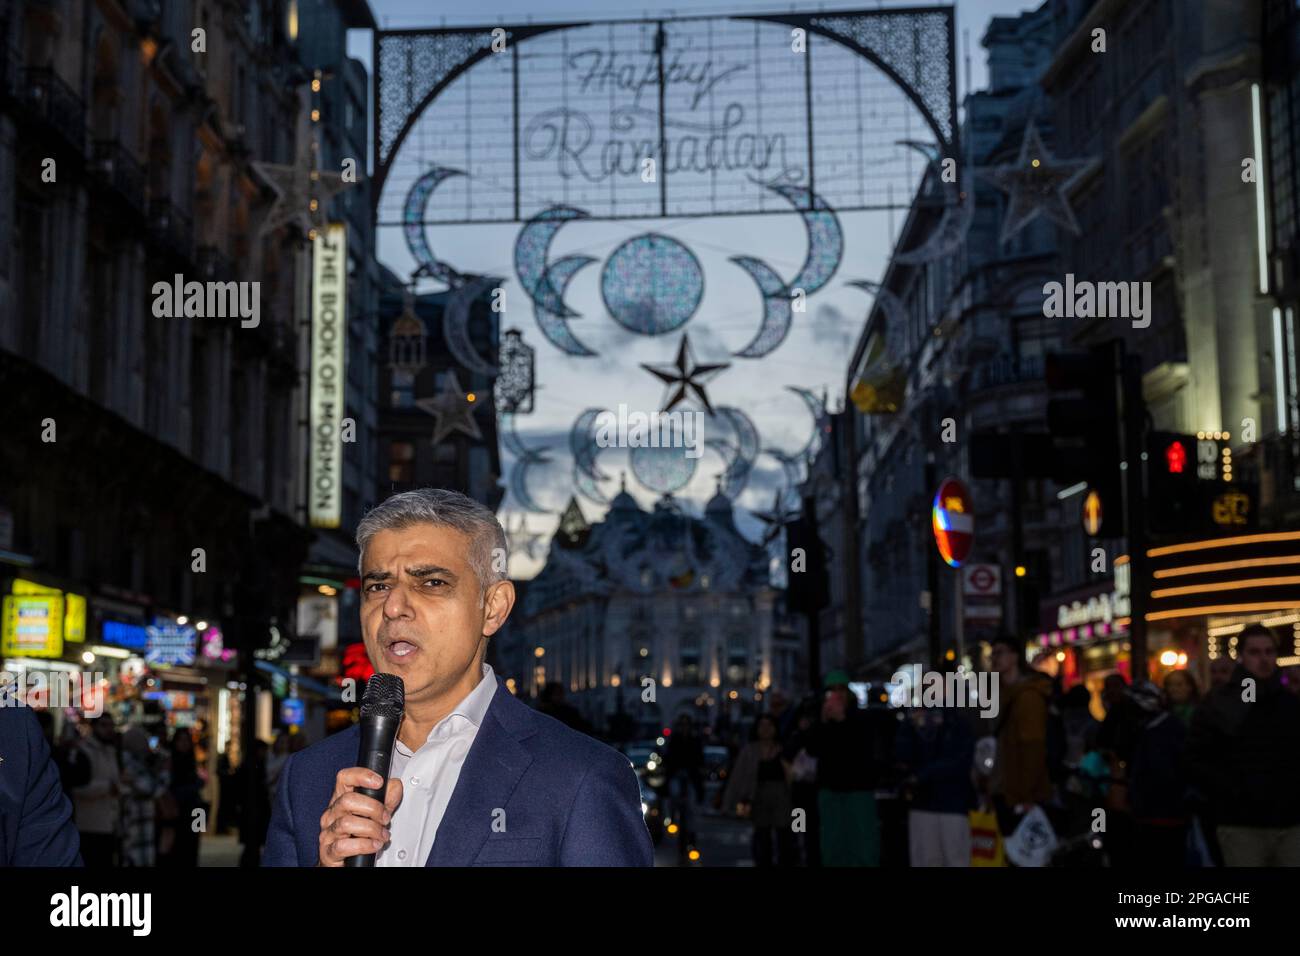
(932, 477, 974, 568)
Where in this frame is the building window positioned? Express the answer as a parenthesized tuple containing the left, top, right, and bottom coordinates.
(389, 441, 414, 483)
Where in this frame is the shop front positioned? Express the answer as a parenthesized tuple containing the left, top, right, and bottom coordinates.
(1030, 556, 1196, 716)
(1146, 530, 1300, 676)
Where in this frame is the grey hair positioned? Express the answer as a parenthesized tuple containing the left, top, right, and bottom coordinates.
(356, 488, 508, 602)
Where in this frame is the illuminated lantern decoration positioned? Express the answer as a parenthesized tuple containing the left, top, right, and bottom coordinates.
(1165, 440, 1187, 474)
(495, 328, 536, 414)
(932, 477, 974, 568)
(388, 287, 428, 374)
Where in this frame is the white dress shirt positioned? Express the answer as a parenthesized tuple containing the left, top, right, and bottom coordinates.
(377, 661, 497, 867)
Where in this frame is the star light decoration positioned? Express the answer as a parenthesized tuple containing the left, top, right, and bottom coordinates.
(253, 70, 348, 238)
(415, 370, 484, 446)
(753, 489, 803, 544)
(504, 513, 546, 561)
(640, 333, 730, 414)
(976, 120, 1093, 246)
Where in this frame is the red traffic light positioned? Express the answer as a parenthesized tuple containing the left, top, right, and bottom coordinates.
(1164, 440, 1187, 474)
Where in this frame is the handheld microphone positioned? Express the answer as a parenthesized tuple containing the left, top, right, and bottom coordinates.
(345, 672, 405, 868)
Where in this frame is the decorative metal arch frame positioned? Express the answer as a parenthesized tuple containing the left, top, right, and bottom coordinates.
(372, 7, 958, 219)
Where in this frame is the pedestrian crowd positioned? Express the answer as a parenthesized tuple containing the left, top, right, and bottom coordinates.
(712, 622, 1300, 867)
(38, 712, 308, 867)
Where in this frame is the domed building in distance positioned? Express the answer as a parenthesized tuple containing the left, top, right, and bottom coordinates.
(515, 481, 799, 736)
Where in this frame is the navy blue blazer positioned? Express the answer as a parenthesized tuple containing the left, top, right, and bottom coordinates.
(0, 701, 83, 866)
(263, 677, 654, 866)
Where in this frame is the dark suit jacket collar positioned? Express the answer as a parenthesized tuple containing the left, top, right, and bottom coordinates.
(425, 676, 539, 866)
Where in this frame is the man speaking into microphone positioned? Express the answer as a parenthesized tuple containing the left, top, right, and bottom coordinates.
(264, 488, 653, 866)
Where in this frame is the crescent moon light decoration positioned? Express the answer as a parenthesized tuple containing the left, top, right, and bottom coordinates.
(509, 457, 549, 514)
(514, 205, 588, 318)
(765, 182, 843, 297)
(788, 386, 829, 462)
(569, 407, 614, 506)
(764, 446, 807, 499)
(709, 405, 760, 496)
(499, 411, 530, 459)
(570, 408, 612, 480)
(889, 144, 974, 267)
(895, 139, 943, 165)
(730, 256, 794, 359)
(730, 182, 843, 358)
(573, 463, 613, 506)
(535, 254, 599, 357)
(499, 411, 551, 514)
(442, 274, 502, 378)
(403, 166, 465, 285)
(847, 279, 911, 367)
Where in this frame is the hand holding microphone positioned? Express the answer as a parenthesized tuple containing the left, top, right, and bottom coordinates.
(318, 673, 405, 867)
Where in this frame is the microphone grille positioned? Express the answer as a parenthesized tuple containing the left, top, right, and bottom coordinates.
(361, 673, 405, 720)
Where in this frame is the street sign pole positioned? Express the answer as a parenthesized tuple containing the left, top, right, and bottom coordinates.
(926, 454, 940, 671)
(1122, 351, 1150, 678)
(955, 574, 965, 668)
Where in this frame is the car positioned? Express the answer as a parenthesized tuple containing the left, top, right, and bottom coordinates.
(637, 774, 663, 844)
(620, 740, 661, 774)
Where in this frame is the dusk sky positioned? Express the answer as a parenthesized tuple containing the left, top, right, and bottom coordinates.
(347, 1, 1044, 576)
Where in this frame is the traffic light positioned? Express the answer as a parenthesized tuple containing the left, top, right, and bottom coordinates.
(1147, 432, 1201, 534)
(1045, 342, 1125, 537)
(786, 502, 830, 614)
(1147, 431, 1258, 535)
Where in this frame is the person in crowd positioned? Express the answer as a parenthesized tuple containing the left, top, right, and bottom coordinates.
(120, 726, 166, 866)
(987, 635, 1052, 843)
(537, 682, 594, 736)
(1208, 656, 1234, 692)
(72, 714, 121, 867)
(1097, 674, 1143, 767)
(1060, 683, 1100, 767)
(1096, 672, 1147, 866)
(1187, 623, 1300, 866)
(895, 704, 975, 866)
(35, 711, 92, 803)
(1163, 669, 1200, 728)
(722, 713, 794, 866)
(160, 728, 205, 867)
(782, 698, 822, 866)
(661, 714, 706, 863)
(216, 747, 237, 834)
(765, 689, 797, 742)
(238, 738, 272, 867)
(802, 670, 879, 866)
(1125, 682, 1189, 866)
